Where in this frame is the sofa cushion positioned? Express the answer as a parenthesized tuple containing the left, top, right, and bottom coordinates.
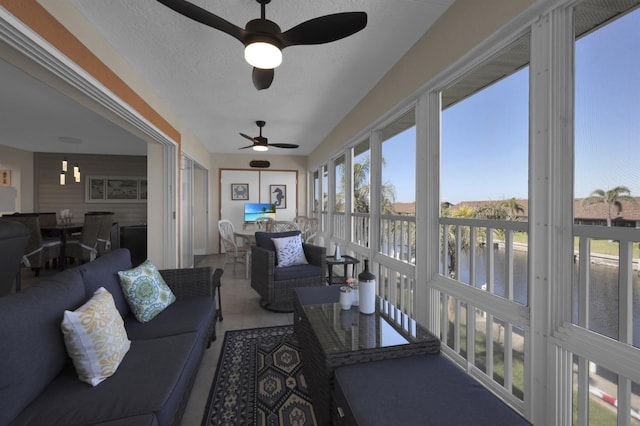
(124, 296, 216, 341)
(334, 354, 531, 425)
(271, 234, 308, 267)
(0, 269, 86, 426)
(87, 415, 158, 426)
(9, 333, 202, 426)
(295, 285, 340, 305)
(79, 248, 132, 317)
(273, 264, 323, 281)
(61, 287, 131, 386)
(117, 260, 176, 323)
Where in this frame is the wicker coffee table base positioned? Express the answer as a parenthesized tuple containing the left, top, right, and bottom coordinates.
(294, 291, 440, 426)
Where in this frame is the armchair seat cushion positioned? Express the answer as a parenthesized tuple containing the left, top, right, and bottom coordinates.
(273, 264, 323, 281)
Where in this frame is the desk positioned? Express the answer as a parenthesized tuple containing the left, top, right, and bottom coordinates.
(40, 224, 83, 271)
(326, 255, 359, 285)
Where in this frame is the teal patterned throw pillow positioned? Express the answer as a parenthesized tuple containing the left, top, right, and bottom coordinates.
(117, 260, 176, 323)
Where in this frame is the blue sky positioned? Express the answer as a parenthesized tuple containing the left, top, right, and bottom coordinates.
(383, 8, 639, 205)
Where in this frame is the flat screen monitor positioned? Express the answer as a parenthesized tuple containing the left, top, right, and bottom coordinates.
(244, 203, 276, 223)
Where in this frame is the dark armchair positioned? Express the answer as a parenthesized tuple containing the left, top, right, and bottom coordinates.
(251, 230, 326, 312)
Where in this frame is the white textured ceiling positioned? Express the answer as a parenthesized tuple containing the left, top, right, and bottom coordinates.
(0, 57, 148, 155)
(1, 0, 454, 156)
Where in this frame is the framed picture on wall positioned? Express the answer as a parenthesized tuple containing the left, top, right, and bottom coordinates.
(106, 178, 138, 200)
(270, 184, 286, 209)
(231, 183, 249, 200)
(86, 176, 146, 203)
(88, 177, 105, 200)
(0, 169, 10, 187)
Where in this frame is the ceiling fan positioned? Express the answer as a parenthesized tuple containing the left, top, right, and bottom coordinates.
(155, 0, 367, 90)
(239, 120, 298, 151)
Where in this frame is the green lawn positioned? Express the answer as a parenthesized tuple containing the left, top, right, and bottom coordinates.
(511, 232, 640, 258)
(572, 388, 622, 426)
(447, 319, 620, 425)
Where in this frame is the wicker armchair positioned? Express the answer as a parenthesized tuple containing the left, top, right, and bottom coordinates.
(251, 230, 326, 312)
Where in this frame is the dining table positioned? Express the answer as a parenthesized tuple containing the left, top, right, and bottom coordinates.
(233, 229, 256, 247)
(40, 223, 83, 271)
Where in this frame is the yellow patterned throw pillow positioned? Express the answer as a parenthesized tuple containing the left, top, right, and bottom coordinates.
(117, 259, 176, 323)
(61, 287, 131, 386)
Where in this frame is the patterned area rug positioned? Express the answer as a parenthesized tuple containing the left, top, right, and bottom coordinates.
(201, 325, 317, 426)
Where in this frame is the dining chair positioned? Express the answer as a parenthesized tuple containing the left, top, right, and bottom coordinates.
(37, 212, 57, 228)
(304, 217, 319, 244)
(270, 220, 299, 232)
(66, 213, 103, 264)
(0, 218, 30, 295)
(218, 219, 250, 278)
(293, 215, 308, 232)
(3, 214, 61, 276)
(90, 212, 115, 256)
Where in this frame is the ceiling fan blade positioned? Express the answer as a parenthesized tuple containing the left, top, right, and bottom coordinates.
(238, 144, 255, 150)
(252, 68, 274, 90)
(270, 143, 299, 149)
(281, 12, 367, 47)
(239, 132, 257, 143)
(155, 0, 247, 43)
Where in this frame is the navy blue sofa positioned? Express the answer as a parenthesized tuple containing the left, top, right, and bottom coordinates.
(0, 248, 217, 426)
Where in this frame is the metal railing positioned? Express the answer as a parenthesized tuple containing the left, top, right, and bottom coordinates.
(570, 224, 640, 425)
(436, 216, 530, 409)
(380, 213, 416, 264)
(352, 212, 369, 248)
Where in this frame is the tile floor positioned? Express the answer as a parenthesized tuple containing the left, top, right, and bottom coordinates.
(181, 254, 294, 426)
(17, 254, 294, 426)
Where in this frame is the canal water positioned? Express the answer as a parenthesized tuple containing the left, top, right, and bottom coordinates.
(455, 247, 640, 348)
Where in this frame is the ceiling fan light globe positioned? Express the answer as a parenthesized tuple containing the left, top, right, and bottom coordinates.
(253, 144, 269, 152)
(244, 42, 282, 69)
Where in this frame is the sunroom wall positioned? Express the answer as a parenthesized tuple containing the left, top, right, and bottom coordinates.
(307, 0, 640, 424)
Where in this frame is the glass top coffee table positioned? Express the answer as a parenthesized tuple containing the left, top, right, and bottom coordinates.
(294, 286, 440, 425)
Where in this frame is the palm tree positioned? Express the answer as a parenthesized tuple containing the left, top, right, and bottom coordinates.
(501, 197, 525, 220)
(474, 202, 508, 221)
(441, 204, 473, 275)
(345, 154, 396, 214)
(581, 186, 637, 227)
(353, 160, 370, 213)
